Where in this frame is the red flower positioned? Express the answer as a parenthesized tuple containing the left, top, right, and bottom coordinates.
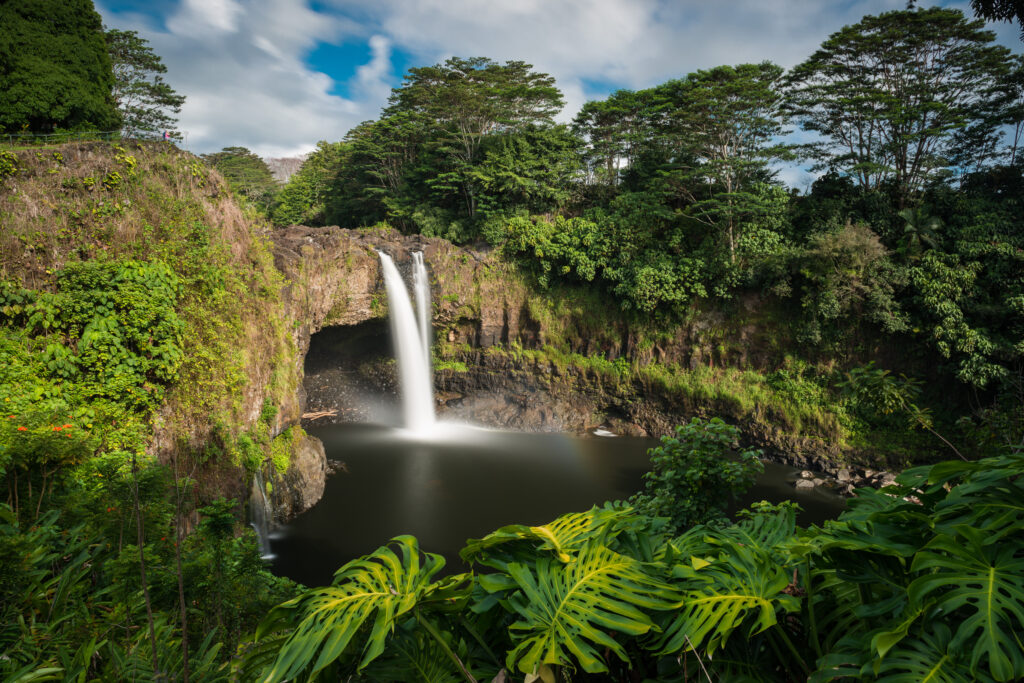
(62, 424, 72, 429)
(52, 426, 62, 431)
(17, 426, 27, 431)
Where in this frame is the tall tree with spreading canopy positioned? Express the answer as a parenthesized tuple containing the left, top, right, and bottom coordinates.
(784, 8, 1011, 205)
(105, 28, 185, 139)
(573, 89, 655, 187)
(656, 62, 790, 263)
(385, 57, 564, 218)
(0, 0, 119, 133)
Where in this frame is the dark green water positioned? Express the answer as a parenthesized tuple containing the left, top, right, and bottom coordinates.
(269, 422, 846, 587)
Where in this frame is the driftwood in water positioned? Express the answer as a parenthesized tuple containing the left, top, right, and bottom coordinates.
(301, 410, 337, 420)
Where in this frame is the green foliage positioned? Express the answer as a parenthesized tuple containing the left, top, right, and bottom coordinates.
(0, 260, 185, 520)
(631, 417, 764, 531)
(258, 535, 465, 681)
(784, 7, 1011, 201)
(0, 0, 120, 133)
(201, 146, 279, 213)
(499, 536, 679, 675)
(269, 425, 303, 474)
(909, 250, 1009, 387)
(655, 502, 801, 656)
(766, 222, 909, 347)
(271, 141, 345, 226)
(0, 150, 19, 179)
(248, 449, 1024, 682)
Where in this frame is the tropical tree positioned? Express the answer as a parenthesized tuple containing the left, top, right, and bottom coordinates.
(201, 147, 278, 212)
(105, 28, 185, 140)
(470, 124, 584, 219)
(385, 57, 564, 219)
(897, 207, 942, 261)
(325, 111, 432, 229)
(0, 0, 119, 133)
(573, 89, 656, 188)
(654, 62, 790, 263)
(784, 8, 1012, 204)
(271, 141, 345, 226)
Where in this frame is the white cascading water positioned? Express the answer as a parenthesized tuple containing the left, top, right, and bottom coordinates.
(378, 251, 436, 432)
(249, 470, 274, 558)
(412, 252, 432, 391)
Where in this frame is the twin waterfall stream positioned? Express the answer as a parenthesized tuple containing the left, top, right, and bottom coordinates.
(378, 251, 436, 433)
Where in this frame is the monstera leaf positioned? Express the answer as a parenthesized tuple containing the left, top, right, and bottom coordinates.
(356, 626, 469, 683)
(876, 624, 980, 683)
(494, 535, 681, 674)
(908, 528, 1024, 682)
(656, 520, 799, 656)
(257, 535, 466, 682)
(461, 503, 636, 568)
(929, 460, 1024, 538)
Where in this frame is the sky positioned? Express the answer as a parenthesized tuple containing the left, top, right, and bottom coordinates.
(96, 0, 1024, 189)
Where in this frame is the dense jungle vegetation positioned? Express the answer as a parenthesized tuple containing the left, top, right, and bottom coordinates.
(1, 0, 1023, 680)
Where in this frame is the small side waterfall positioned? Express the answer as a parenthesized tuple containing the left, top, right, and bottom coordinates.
(249, 470, 273, 558)
(378, 251, 436, 432)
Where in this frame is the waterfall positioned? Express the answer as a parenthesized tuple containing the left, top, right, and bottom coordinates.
(412, 252, 432, 392)
(378, 251, 436, 432)
(249, 470, 273, 558)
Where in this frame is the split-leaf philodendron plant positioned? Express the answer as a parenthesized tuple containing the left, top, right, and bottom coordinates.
(243, 449, 1024, 682)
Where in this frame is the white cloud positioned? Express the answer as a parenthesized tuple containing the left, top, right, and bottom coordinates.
(99, 0, 384, 158)
(328, 0, 912, 104)
(167, 0, 243, 36)
(352, 35, 394, 104)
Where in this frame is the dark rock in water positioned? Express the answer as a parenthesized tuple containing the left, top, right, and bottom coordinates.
(325, 460, 348, 476)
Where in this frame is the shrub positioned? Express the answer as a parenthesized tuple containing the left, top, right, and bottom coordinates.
(630, 417, 763, 531)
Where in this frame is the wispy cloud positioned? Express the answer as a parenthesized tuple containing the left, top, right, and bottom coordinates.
(99, 0, 386, 157)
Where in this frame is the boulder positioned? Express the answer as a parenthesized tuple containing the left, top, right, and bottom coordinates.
(271, 433, 327, 523)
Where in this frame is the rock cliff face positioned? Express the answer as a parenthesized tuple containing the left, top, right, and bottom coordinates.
(271, 225, 534, 357)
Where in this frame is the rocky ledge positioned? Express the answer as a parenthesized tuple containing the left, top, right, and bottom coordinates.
(793, 466, 898, 496)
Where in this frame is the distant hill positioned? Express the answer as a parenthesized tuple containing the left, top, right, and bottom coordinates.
(265, 154, 307, 183)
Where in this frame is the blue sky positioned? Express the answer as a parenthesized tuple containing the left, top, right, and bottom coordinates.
(97, 0, 1023, 188)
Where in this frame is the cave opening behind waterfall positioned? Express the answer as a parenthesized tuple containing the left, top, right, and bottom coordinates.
(302, 319, 399, 425)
